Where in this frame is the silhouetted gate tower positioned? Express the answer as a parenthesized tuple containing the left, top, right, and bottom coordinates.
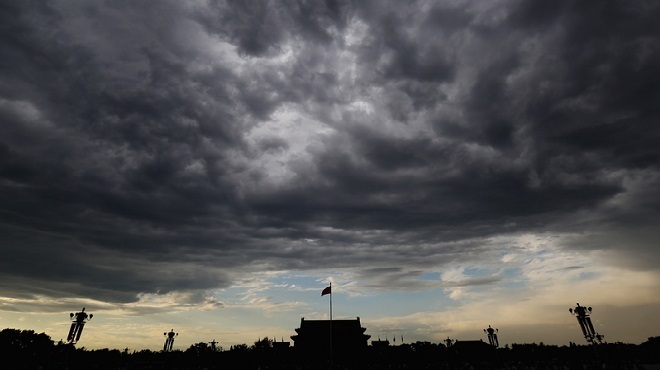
(67, 307, 93, 344)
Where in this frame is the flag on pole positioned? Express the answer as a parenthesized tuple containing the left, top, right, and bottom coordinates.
(321, 286, 331, 296)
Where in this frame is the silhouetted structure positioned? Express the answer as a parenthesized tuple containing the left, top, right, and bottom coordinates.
(291, 317, 370, 360)
(452, 339, 496, 362)
(67, 307, 93, 344)
(3, 327, 660, 369)
(569, 303, 598, 343)
(272, 337, 290, 349)
(163, 329, 178, 352)
(484, 325, 499, 347)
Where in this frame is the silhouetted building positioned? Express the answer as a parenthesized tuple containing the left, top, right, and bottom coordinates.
(291, 317, 371, 359)
(272, 341, 290, 349)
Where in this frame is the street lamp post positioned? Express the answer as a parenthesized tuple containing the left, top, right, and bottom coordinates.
(163, 329, 178, 352)
(569, 303, 598, 344)
(484, 325, 499, 347)
(67, 307, 93, 344)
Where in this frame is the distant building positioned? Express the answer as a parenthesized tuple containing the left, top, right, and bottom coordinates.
(291, 317, 371, 359)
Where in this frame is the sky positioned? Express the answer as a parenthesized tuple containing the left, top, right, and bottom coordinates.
(1, 0, 660, 351)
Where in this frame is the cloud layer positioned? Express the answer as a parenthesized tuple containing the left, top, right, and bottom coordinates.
(1, 0, 660, 318)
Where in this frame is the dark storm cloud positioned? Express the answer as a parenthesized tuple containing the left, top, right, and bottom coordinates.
(1, 0, 660, 306)
(196, 0, 349, 56)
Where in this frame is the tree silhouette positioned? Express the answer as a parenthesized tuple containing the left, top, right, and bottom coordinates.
(252, 337, 273, 350)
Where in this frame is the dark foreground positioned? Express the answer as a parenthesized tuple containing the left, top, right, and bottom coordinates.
(2, 329, 659, 369)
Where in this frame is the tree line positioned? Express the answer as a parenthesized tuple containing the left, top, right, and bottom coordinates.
(1, 328, 659, 369)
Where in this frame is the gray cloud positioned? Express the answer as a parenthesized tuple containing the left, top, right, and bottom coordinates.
(1, 0, 660, 306)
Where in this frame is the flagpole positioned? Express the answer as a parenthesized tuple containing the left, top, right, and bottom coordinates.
(329, 282, 333, 321)
(329, 282, 333, 369)
(322, 283, 333, 369)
